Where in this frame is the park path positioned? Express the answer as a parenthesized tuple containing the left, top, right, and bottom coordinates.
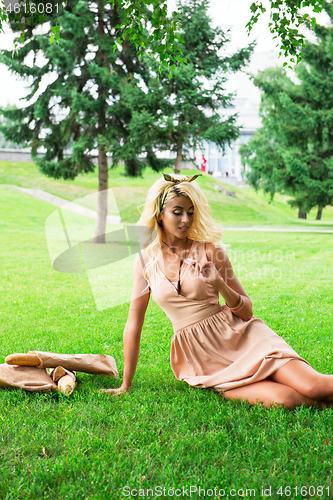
(2, 184, 333, 233)
(2, 184, 121, 224)
(221, 226, 333, 233)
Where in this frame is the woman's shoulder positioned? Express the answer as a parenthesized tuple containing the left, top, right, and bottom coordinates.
(134, 249, 150, 268)
(205, 241, 229, 266)
(134, 249, 157, 275)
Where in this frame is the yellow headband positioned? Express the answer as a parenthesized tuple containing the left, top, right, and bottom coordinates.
(157, 172, 202, 214)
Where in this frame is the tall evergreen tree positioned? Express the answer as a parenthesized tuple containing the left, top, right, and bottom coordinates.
(0, 0, 160, 242)
(240, 4, 333, 220)
(119, 0, 254, 174)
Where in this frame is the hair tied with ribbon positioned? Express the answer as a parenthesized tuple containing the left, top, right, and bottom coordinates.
(158, 172, 202, 216)
(162, 173, 202, 183)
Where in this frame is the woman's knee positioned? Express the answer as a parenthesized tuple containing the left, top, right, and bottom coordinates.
(285, 374, 325, 400)
(256, 385, 306, 409)
(268, 388, 298, 409)
(221, 380, 314, 409)
(300, 380, 323, 400)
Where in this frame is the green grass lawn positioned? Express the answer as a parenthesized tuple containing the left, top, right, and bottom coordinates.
(0, 167, 333, 499)
(1, 160, 333, 226)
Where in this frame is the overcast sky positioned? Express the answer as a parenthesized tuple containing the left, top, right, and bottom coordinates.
(0, 0, 326, 108)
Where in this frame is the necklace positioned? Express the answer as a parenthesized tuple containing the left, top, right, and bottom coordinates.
(162, 237, 188, 295)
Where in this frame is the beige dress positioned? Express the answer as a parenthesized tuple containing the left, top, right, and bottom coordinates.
(146, 240, 309, 393)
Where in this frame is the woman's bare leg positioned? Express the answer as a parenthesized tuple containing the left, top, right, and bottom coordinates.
(268, 360, 333, 401)
(222, 379, 328, 409)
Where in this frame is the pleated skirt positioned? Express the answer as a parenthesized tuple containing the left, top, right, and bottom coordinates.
(170, 306, 310, 393)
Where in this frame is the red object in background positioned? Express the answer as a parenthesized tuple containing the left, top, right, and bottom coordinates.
(200, 155, 207, 172)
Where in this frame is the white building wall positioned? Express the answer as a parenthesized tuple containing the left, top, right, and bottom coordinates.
(159, 51, 282, 182)
(202, 51, 281, 182)
(176, 50, 280, 182)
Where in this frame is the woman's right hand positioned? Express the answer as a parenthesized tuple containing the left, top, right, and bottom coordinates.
(100, 386, 128, 396)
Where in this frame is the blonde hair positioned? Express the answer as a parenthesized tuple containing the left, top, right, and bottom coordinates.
(136, 174, 225, 281)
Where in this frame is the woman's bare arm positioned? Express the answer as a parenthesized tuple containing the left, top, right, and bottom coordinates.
(205, 243, 253, 321)
(102, 253, 150, 395)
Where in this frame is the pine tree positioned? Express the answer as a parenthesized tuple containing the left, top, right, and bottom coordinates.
(119, 0, 254, 174)
(0, 0, 158, 242)
(240, 4, 333, 220)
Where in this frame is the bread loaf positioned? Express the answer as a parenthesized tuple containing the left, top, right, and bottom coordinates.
(50, 366, 67, 382)
(58, 375, 76, 396)
(5, 353, 40, 367)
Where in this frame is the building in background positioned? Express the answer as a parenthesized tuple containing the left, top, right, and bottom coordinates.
(160, 50, 281, 184)
(203, 51, 280, 183)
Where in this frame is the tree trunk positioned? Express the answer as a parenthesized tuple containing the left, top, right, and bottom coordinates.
(298, 209, 307, 219)
(94, 0, 108, 244)
(126, 158, 138, 177)
(174, 143, 182, 174)
(94, 144, 108, 243)
(316, 208, 322, 220)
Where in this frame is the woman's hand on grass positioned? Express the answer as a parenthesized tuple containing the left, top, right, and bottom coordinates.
(100, 386, 128, 396)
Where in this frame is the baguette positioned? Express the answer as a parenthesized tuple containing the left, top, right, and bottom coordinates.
(5, 353, 40, 367)
(58, 375, 76, 396)
(50, 366, 67, 382)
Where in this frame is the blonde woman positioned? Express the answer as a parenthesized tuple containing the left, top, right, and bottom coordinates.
(103, 173, 333, 408)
